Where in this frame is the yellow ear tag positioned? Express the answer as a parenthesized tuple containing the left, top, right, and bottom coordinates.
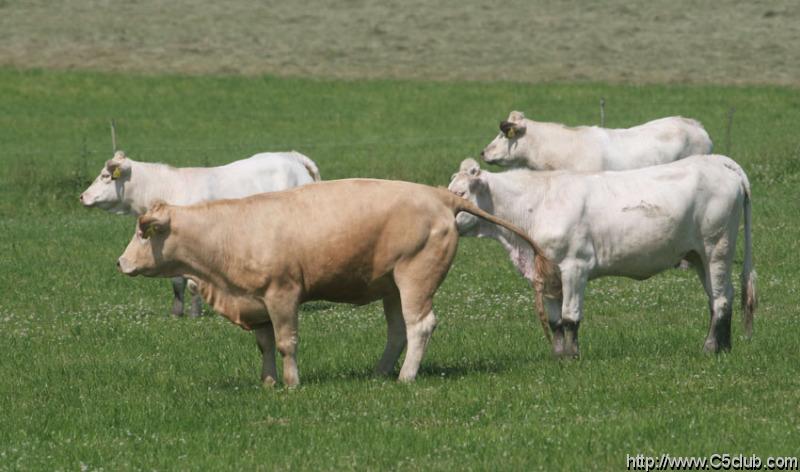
(143, 225, 157, 239)
(507, 128, 516, 139)
(112, 168, 122, 180)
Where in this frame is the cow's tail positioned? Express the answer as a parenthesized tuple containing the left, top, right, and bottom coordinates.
(722, 157, 756, 338)
(289, 151, 322, 182)
(445, 193, 557, 343)
(740, 173, 756, 339)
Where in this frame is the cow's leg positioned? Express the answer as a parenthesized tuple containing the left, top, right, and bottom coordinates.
(702, 239, 736, 353)
(544, 296, 566, 358)
(689, 251, 717, 351)
(254, 323, 278, 387)
(397, 301, 437, 383)
(265, 288, 301, 387)
(170, 276, 186, 317)
(559, 265, 588, 359)
(393, 229, 456, 382)
(376, 289, 407, 376)
(186, 279, 203, 318)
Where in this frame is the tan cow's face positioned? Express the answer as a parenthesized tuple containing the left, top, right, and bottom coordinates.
(480, 111, 527, 166)
(117, 203, 176, 277)
(80, 151, 131, 213)
(448, 158, 487, 234)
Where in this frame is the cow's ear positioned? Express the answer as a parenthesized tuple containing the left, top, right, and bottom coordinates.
(137, 210, 170, 239)
(459, 158, 481, 177)
(507, 110, 526, 122)
(106, 154, 130, 180)
(500, 121, 526, 139)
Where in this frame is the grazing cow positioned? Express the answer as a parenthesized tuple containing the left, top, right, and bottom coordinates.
(81, 150, 320, 317)
(481, 111, 713, 171)
(448, 156, 756, 358)
(116, 179, 551, 386)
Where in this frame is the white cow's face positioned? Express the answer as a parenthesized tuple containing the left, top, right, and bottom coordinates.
(448, 158, 488, 234)
(480, 111, 528, 166)
(80, 151, 131, 213)
(117, 203, 177, 277)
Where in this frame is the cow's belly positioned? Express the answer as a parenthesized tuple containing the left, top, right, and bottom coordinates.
(589, 226, 694, 280)
(303, 273, 397, 305)
(200, 285, 269, 330)
(592, 249, 687, 280)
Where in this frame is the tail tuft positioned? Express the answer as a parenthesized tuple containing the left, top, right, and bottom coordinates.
(742, 270, 757, 339)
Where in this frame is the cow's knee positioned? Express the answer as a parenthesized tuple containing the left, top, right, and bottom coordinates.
(276, 336, 298, 357)
(409, 312, 437, 338)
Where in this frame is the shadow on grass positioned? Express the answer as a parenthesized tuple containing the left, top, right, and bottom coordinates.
(300, 353, 536, 385)
(300, 302, 338, 313)
(201, 355, 535, 390)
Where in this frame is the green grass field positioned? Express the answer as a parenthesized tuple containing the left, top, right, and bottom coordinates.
(1, 68, 799, 470)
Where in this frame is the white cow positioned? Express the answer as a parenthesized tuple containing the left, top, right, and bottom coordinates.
(481, 111, 713, 171)
(448, 155, 756, 358)
(81, 150, 321, 317)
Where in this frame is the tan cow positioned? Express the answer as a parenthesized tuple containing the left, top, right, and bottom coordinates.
(117, 179, 555, 386)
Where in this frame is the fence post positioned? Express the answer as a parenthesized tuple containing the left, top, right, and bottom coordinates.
(724, 107, 735, 155)
(600, 97, 606, 127)
(110, 119, 117, 153)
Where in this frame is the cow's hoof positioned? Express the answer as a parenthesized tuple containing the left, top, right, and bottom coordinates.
(171, 302, 184, 317)
(551, 339, 565, 359)
(261, 376, 277, 388)
(553, 347, 580, 360)
(373, 367, 394, 378)
(189, 298, 203, 318)
(703, 340, 731, 354)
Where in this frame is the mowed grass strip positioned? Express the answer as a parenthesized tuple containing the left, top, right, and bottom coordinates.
(1, 0, 799, 86)
(0, 69, 799, 470)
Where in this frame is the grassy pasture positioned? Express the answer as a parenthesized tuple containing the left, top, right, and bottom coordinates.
(1, 69, 799, 470)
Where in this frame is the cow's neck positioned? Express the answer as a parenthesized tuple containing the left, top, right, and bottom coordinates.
(126, 160, 184, 215)
(520, 120, 543, 167)
(525, 120, 579, 170)
(167, 208, 245, 294)
(475, 171, 548, 281)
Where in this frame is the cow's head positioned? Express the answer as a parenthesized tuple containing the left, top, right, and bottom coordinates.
(80, 151, 132, 213)
(480, 111, 528, 166)
(448, 158, 491, 234)
(117, 201, 177, 277)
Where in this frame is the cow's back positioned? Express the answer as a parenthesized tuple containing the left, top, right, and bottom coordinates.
(180, 179, 456, 303)
(200, 152, 316, 201)
(601, 116, 712, 170)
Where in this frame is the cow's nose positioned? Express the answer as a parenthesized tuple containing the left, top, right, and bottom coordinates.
(116, 259, 121, 270)
(479, 150, 485, 159)
(79, 193, 84, 202)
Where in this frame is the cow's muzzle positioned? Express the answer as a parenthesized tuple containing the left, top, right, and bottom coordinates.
(117, 257, 139, 276)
